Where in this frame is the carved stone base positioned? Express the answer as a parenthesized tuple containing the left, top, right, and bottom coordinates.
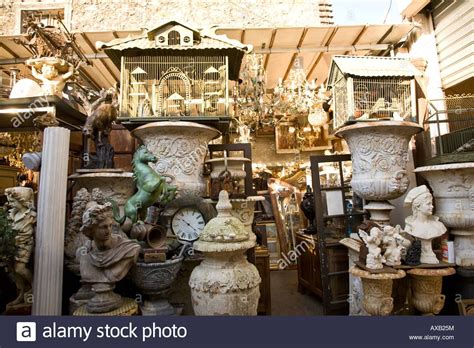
(140, 292, 176, 316)
(86, 283, 123, 314)
(407, 267, 456, 315)
(350, 266, 406, 316)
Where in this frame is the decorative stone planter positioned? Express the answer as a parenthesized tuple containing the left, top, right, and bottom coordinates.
(189, 191, 261, 315)
(350, 266, 406, 316)
(414, 163, 474, 266)
(68, 170, 134, 214)
(132, 121, 221, 204)
(129, 257, 183, 316)
(407, 267, 455, 315)
(335, 121, 422, 223)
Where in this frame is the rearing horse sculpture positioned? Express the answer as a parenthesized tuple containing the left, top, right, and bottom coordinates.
(111, 145, 177, 225)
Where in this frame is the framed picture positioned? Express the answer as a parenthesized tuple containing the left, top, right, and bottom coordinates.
(301, 124, 332, 151)
(275, 122, 299, 154)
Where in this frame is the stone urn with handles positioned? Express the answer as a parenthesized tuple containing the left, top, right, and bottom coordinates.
(335, 121, 423, 224)
(189, 190, 261, 315)
(414, 163, 474, 267)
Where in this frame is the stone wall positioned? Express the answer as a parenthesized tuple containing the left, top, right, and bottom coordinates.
(0, 0, 330, 35)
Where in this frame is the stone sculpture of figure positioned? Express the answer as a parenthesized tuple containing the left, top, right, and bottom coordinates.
(359, 226, 385, 269)
(26, 57, 74, 97)
(383, 225, 410, 266)
(4, 187, 36, 308)
(404, 185, 446, 264)
(79, 202, 140, 313)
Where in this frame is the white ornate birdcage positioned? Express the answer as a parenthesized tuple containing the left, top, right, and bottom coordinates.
(96, 21, 251, 126)
(328, 55, 420, 129)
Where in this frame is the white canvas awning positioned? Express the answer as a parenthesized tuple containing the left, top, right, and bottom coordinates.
(0, 23, 414, 91)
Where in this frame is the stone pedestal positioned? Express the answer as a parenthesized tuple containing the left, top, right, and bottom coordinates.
(74, 297, 138, 316)
(350, 266, 406, 316)
(414, 163, 474, 266)
(407, 267, 455, 315)
(33, 127, 70, 315)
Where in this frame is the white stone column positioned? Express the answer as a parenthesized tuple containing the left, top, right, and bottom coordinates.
(33, 127, 70, 315)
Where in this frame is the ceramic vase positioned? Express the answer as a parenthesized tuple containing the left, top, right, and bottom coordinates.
(414, 163, 474, 266)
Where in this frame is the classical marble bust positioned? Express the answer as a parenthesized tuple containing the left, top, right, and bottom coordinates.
(79, 202, 140, 313)
(404, 185, 446, 264)
(5, 187, 36, 308)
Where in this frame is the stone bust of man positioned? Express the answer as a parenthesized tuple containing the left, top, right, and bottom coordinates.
(79, 202, 140, 313)
(404, 185, 446, 264)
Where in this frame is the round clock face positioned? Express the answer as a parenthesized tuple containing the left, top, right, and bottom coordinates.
(171, 207, 206, 242)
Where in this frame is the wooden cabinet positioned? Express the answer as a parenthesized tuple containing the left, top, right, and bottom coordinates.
(296, 232, 322, 298)
(255, 246, 271, 315)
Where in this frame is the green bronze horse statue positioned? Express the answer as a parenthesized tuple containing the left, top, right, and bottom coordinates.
(111, 145, 177, 225)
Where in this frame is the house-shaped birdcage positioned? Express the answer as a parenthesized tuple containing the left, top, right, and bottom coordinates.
(328, 55, 420, 129)
(96, 21, 251, 125)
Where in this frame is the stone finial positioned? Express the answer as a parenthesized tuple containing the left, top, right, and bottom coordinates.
(216, 190, 232, 216)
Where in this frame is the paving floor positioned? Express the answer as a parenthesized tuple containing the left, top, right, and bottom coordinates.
(270, 269, 324, 316)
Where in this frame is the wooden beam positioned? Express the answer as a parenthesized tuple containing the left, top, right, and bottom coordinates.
(306, 26, 338, 81)
(240, 29, 246, 44)
(81, 33, 117, 85)
(343, 24, 367, 55)
(0, 43, 19, 58)
(263, 29, 276, 71)
(282, 28, 308, 82)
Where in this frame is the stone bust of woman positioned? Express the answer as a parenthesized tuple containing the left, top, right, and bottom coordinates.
(79, 202, 140, 313)
(5, 187, 36, 309)
(404, 185, 446, 264)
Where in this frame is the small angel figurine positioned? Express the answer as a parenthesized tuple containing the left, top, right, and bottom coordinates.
(5, 187, 36, 308)
(404, 185, 446, 264)
(360, 226, 385, 269)
(382, 225, 410, 266)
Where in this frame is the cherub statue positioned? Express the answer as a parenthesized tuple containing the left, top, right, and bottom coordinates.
(26, 57, 74, 97)
(404, 185, 446, 264)
(79, 202, 140, 313)
(382, 225, 410, 266)
(359, 226, 385, 269)
(4, 187, 36, 308)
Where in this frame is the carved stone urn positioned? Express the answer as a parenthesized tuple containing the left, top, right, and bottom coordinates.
(350, 266, 406, 316)
(407, 267, 455, 315)
(189, 191, 261, 315)
(335, 121, 422, 224)
(414, 163, 474, 266)
(129, 257, 183, 315)
(132, 121, 221, 204)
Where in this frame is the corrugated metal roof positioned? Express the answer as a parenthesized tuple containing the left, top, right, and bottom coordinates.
(329, 55, 420, 82)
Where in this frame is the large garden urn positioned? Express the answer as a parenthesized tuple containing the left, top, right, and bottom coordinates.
(132, 121, 221, 204)
(335, 121, 423, 224)
(129, 257, 183, 316)
(189, 190, 261, 315)
(414, 163, 474, 266)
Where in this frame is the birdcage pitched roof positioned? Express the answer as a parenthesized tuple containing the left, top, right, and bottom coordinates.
(328, 55, 420, 84)
(96, 21, 252, 80)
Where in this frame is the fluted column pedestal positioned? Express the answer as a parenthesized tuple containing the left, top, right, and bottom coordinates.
(32, 127, 70, 315)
